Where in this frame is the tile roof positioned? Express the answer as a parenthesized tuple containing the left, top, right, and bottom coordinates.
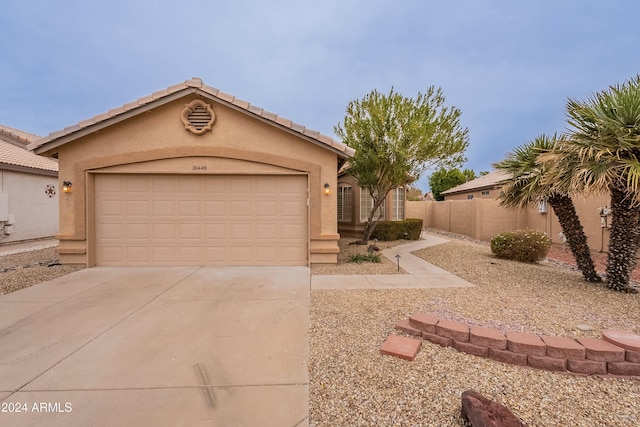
(0, 136, 58, 173)
(28, 77, 355, 159)
(423, 192, 435, 201)
(441, 171, 510, 195)
(0, 124, 41, 146)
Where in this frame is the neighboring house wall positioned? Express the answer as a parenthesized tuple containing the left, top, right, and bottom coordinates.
(0, 124, 59, 244)
(406, 193, 612, 252)
(441, 171, 509, 201)
(0, 169, 59, 243)
(444, 188, 498, 200)
(337, 173, 406, 238)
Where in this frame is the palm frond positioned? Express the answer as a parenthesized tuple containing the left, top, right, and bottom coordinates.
(493, 134, 562, 210)
(562, 75, 640, 199)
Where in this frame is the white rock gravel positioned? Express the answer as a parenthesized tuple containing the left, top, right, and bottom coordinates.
(309, 236, 640, 426)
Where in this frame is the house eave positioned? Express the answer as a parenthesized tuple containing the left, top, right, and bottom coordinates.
(29, 88, 199, 156)
(442, 184, 503, 196)
(208, 91, 353, 160)
(29, 85, 354, 160)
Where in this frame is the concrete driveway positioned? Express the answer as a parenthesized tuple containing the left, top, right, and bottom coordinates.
(0, 267, 310, 426)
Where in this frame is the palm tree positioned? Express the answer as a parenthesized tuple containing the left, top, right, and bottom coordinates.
(494, 134, 601, 282)
(559, 75, 640, 292)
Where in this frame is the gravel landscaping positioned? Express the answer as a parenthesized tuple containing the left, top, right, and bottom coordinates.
(310, 233, 640, 426)
(0, 247, 84, 295)
(2, 236, 640, 425)
(311, 237, 409, 275)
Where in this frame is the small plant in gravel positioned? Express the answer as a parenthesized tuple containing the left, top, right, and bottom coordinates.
(490, 229, 551, 263)
(348, 253, 381, 263)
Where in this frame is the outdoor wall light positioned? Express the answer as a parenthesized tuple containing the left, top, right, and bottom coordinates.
(323, 183, 330, 195)
(62, 181, 73, 193)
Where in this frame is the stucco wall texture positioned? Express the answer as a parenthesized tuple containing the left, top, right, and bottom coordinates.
(407, 193, 612, 252)
(336, 173, 404, 238)
(51, 94, 341, 265)
(0, 170, 58, 243)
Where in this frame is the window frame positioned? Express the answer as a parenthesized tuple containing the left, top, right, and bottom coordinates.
(337, 184, 353, 222)
(360, 188, 385, 223)
(391, 187, 405, 221)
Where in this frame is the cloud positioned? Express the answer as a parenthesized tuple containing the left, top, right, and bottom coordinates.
(1, 0, 638, 188)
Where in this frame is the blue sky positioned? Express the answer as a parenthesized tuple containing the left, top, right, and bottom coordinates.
(1, 0, 638, 191)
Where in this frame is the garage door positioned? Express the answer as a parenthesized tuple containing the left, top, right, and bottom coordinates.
(94, 174, 308, 266)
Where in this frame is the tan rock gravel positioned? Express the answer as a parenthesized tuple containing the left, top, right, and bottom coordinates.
(3, 237, 640, 425)
(425, 227, 640, 283)
(310, 235, 640, 426)
(411, 239, 640, 336)
(312, 238, 408, 275)
(0, 247, 84, 295)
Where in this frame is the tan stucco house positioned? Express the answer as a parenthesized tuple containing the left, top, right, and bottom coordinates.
(337, 170, 406, 238)
(441, 171, 509, 201)
(0, 125, 59, 244)
(28, 78, 353, 266)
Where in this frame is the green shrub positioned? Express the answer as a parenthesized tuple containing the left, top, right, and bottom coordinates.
(371, 218, 424, 241)
(349, 253, 381, 263)
(404, 218, 423, 240)
(371, 221, 404, 241)
(490, 229, 551, 263)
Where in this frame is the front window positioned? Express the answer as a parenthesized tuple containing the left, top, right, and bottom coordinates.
(360, 188, 385, 223)
(392, 187, 405, 221)
(337, 185, 353, 222)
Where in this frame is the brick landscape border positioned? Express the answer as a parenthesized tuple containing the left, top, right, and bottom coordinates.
(388, 313, 640, 378)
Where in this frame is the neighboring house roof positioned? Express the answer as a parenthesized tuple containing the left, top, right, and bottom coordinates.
(0, 124, 41, 146)
(441, 171, 509, 195)
(0, 124, 58, 175)
(423, 192, 435, 201)
(28, 77, 355, 160)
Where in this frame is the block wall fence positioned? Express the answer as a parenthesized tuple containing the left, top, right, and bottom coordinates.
(406, 194, 611, 253)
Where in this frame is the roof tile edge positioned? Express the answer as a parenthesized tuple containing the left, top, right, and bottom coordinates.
(29, 77, 352, 157)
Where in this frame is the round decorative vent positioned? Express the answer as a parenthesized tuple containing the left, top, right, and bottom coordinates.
(181, 100, 216, 135)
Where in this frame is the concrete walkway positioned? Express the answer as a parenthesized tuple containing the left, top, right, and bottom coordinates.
(311, 233, 475, 290)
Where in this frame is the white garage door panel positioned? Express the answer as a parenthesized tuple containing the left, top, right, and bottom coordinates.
(94, 174, 308, 266)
